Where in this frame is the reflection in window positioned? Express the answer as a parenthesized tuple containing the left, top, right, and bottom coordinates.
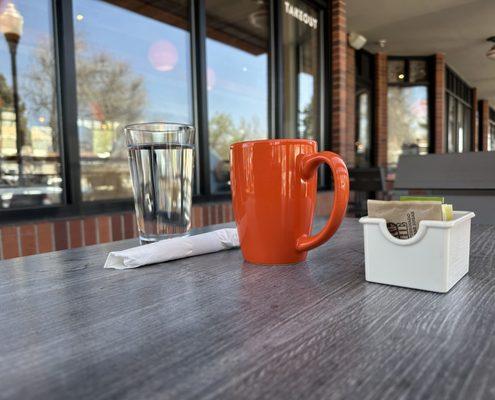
(457, 101, 464, 153)
(73, 0, 192, 201)
(446, 94, 472, 153)
(409, 60, 428, 83)
(282, 0, 320, 140)
(206, 0, 269, 193)
(355, 90, 371, 167)
(489, 122, 495, 151)
(447, 95, 456, 152)
(464, 107, 471, 151)
(387, 86, 429, 168)
(387, 60, 405, 83)
(0, 0, 62, 209)
(445, 67, 473, 153)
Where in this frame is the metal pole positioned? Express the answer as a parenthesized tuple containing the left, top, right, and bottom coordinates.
(5, 33, 23, 184)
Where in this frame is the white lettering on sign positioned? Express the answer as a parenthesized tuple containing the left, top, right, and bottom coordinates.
(284, 1, 318, 29)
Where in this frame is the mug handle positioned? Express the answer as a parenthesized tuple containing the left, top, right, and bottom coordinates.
(296, 151, 349, 252)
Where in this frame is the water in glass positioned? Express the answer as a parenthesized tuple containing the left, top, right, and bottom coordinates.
(125, 123, 194, 244)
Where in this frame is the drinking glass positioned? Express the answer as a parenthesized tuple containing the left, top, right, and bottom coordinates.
(124, 122, 195, 244)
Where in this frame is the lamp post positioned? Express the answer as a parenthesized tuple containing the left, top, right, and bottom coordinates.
(0, 1, 24, 183)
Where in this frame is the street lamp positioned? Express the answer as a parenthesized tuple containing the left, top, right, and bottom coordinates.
(0, 1, 24, 183)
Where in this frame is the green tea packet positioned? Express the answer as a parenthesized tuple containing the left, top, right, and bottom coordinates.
(399, 196, 453, 221)
(399, 196, 444, 203)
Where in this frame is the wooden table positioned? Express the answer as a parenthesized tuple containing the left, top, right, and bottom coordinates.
(1, 218, 494, 400)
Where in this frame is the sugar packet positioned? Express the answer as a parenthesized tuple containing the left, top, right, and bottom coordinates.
(367, 200, 444, 239)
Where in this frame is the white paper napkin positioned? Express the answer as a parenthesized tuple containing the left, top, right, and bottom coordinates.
(104, 228, 239, 270)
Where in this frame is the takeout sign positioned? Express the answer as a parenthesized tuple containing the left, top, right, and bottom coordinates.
(284, 1, 318, 30)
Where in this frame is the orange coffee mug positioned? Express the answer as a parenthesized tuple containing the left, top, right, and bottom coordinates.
(230, 139, 349, 264)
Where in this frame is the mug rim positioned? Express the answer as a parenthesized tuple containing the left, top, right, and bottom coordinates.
(230, 138, 317, 149)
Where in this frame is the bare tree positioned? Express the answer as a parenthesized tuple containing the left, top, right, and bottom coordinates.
(23, 37, 146, 155)
(0, 73, 28, 144)
(208, 112, 264, 160)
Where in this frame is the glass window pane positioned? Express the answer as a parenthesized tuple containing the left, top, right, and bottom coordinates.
(355, 90, 370, 167)
(489, 123, 495, 151)
(73, 0, 192, 201)
(387, 60, 405, 83)
(457, 101, 464, 152)
(387, 86, 429, 169)
(282, 0, 321, 140)
(464, 107, 471, 152)
(0, 0, 62, 209)
(206, 0, 269, 193)
(409, 60, 428, 83)
(447, 95, 456, 153)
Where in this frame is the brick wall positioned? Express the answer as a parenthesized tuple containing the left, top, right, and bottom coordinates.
(374, 52, 388, 166)
(0, 203, 233, 260)
(331, 0, 347, 159)
(0, 192, 334, 260)
(479, 99, 489, 151)
(434, 53, 446, 153)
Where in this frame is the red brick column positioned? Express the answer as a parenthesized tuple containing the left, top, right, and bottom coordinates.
(433, 53, 446, 153)
(479, 99, 489, 151)
(331, 0, 347, 158)
(374, 52, 387, 166)
(345, 45, 356, 166)
(471, 88, 478, 151)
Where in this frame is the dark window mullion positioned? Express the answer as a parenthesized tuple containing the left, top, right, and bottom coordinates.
(53, 0, 81, 210)
(318, 6, 328, 187)
(191, 0, 210, 196)
(319, 8, 326, 150)
(270, 0, 283, 139)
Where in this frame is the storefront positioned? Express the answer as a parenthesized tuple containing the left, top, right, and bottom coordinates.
(0, 0, 330, 222)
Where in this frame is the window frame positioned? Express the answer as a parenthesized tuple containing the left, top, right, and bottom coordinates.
(355, 49, 374, 167)
(488, 107, 495, 151)
(0, 0, 331, 223)
(445, 66, 474, 153)
(386, 55, 435, 166)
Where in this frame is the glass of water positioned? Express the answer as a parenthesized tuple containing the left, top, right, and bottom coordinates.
(124, 122, 195, 244)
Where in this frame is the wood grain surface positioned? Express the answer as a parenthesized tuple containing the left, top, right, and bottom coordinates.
(0, 218, 494, 400)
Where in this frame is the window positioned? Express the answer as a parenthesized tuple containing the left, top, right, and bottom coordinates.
(282, 0, 321, 141)
(205, 0, 269, 193)
(489, 109, 495, 151)
(445, 67, 473, 153)
(73, 0, 192, 201)
(409, 60, 428, 83)
(387, 57, 430, 169)
(0, 0, 331, 223)
(489, 123, 495, 151)
(0, 0, 62, 209)
(355, 90, 371, 167)
(387, 86, 429, 168)
(388, 60, 405, 83)
(355, 50, 374, 168)
(456, 101, 465, 153)
(447, 95, 456, 152)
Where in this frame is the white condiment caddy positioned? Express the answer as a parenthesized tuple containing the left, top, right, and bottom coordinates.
(359, 211, 475, 293)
